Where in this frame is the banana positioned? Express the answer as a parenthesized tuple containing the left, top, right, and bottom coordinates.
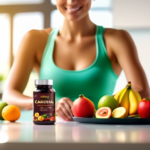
(129, 89, 139, 115)
(113, 82, 141, 117)
(114, 87, 126, 103)
(119, 89, 130, 118)
(118, 83, 131, 104)
(114, 82, 131, 103)
(118, 87, 128, 104)
(133, 90, 142, 104)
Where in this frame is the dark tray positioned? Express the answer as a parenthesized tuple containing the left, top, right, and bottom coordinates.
(73, 117, 150, 125)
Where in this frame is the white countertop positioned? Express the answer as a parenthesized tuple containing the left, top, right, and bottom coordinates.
(0, 117, 150, 150)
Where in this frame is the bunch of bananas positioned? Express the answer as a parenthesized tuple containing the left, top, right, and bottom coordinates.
(114, 82, 141, 117)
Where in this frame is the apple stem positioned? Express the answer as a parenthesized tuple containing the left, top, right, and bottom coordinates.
(143, 98, 150, 101)
(79, 94, 84, 98)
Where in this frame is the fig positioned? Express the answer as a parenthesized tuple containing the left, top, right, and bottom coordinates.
(95, 107, 112, 118)
(72, 94, 95, 118)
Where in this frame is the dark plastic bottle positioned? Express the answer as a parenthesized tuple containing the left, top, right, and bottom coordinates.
(33, 79, 55, 125)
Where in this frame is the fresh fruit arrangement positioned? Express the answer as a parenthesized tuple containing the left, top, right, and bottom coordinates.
(34, 112, 55, 122)
(72, 82, 150, 119)
(0, 101, 21, 122)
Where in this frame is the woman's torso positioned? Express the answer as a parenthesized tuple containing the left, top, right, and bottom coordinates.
(34, 27, 121, 76)
(33, 25, 122, 109)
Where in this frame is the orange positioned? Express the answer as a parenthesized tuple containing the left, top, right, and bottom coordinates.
(38, 116, 44, 121)
(2, 105, 21, 122)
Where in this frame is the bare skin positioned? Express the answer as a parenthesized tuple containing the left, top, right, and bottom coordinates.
(2, 0, 150, 121)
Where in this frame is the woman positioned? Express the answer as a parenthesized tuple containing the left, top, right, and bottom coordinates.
(2, 0, 150, 121)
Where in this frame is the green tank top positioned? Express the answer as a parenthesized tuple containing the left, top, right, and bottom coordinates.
(39, 25, 118, 109)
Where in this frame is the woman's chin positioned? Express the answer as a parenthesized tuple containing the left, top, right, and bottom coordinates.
(66, 17, 82, 22)
(65, 13, 88, 22)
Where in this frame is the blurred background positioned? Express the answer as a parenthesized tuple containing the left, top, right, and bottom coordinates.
(0, 0, 150, 100)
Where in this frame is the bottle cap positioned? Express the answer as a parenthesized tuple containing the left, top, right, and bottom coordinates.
(35, 79, 53, 85)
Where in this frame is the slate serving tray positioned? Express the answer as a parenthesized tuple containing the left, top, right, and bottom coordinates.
(73, 117, 150, 125)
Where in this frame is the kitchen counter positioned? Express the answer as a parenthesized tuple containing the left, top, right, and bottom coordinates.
(0, 117, 150, 150)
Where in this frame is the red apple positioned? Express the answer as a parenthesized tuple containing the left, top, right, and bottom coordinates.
(51, 116, 55, 121)
(138, 98, 150, 118)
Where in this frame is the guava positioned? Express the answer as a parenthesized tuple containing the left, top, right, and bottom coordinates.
(96, 107, 112, 118)
(0, 101, 8, 120)
(98, 95, 119, 111)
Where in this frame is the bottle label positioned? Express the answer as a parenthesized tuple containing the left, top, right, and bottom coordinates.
(33, 92, 55, 122)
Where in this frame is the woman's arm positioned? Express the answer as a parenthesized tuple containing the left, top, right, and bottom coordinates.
(111, 29, 150, 98)
(2, 30, 40, 110)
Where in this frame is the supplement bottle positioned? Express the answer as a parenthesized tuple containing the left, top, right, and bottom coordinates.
(33, 79, 55, 125)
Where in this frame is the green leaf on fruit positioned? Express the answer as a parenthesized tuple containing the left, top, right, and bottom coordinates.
(42, 114, 47, 119)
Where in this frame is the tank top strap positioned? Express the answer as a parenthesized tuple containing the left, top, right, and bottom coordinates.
(41, 28, 59, 65)
(95, 25, 118, 78)
(48, 27, 59, 56)
(96, 25, 105, 36)
(50, 27, 60, 39)
(95, 25, 108, 58)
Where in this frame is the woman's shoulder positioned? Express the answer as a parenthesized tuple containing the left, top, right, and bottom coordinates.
(19, 28, 53, 53)
(104, 28, 132, 48)
(104, 28, 129, 39)
(15, 28, 53, 58)
(104, 27, 135, 55)
(24, 27, 53, 41)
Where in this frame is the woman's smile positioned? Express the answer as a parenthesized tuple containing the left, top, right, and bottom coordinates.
(56, 0, 91, 21)
(65, 6, 83, 14)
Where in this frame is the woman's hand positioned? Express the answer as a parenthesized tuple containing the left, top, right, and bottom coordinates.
(56, 97, 74, 121)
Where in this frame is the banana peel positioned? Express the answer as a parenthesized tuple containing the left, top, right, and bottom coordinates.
(114, 82, 141, 117)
